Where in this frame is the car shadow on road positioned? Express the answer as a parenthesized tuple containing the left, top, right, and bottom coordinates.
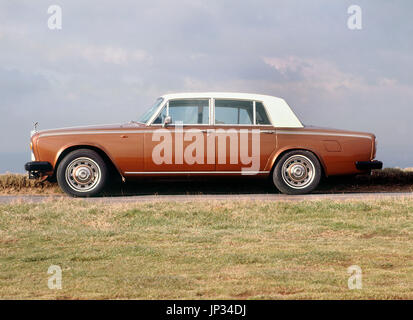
(105, 176, 277, 197)
(102, 170, 413, 197)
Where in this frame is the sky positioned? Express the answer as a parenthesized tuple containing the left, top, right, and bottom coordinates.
(0, 0, 412, 172)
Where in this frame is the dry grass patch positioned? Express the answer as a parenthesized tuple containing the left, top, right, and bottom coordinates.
(0, 174, 61, 194)
(318, 168, 413, 193)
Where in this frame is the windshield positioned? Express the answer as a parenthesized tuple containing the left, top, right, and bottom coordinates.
(137, 97, 164, 124)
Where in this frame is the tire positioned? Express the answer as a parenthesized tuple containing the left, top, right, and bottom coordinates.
(56, 149, 107, 197)
(272, 150, 321, 195)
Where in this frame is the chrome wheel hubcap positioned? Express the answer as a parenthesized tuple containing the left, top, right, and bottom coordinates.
(65, 157, 101, 192)
(281, 155, 315, 189)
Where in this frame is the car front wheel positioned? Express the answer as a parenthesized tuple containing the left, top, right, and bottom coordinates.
(57, 149, 107, 197)
(272, 150, 321, 195)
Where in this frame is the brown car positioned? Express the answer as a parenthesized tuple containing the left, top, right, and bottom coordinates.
(25, 92, 382, 196)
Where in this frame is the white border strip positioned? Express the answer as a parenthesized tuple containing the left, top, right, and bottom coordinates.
(124, 171, 270, 175)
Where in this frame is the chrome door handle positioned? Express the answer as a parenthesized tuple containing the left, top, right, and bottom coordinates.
(200, 129, 214, 136)
(261, 130, 276, 134)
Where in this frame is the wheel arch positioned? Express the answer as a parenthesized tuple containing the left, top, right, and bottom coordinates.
(269, 147, 327, 177)
(51, 144, 123, 181)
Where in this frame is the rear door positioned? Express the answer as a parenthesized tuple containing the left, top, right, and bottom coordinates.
(214, 99, 276, 174)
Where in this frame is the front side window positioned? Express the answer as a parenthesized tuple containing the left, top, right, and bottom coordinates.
(169, 100, 209, 124)
(215, 100, 253, 125)
(153, 99, 209, 125)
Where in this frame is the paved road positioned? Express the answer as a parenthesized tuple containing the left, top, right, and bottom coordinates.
(1, 192, 412, 204)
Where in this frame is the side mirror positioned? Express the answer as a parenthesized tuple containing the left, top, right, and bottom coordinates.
(163, 116, 172, 127)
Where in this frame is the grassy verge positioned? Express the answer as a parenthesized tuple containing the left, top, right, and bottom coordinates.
(0, 174, 61, 194)
(0, 199, 412, 299)
(318, 168, 413, 193)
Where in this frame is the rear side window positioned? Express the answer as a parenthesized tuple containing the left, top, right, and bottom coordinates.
(255, 102, 271, 125)
(215, 100, 253, 125)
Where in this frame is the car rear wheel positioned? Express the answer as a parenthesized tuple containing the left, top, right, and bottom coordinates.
(272, 150, 321, 195)
(57, 149, 107, 197)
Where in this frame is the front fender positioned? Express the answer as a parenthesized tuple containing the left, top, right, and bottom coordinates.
(54, 142, 123, 177)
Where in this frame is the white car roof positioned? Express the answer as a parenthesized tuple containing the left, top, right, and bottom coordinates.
(162, 92, 278, 100)
(160, 92, 303, 128)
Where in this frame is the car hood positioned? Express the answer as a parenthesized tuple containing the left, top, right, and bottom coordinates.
(34, 122, 145, 137)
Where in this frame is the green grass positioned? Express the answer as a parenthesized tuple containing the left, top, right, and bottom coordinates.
(0, 199, 412, 299)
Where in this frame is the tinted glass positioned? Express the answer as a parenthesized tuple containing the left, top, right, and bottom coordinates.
(255, 102, 271, 125)
(215, 100, 253, 125)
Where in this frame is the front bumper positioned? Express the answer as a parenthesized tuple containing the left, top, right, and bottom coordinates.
(355, 160, 383, 171)
(24, 161, 53, 179)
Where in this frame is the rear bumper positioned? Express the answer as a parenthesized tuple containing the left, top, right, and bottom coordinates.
(355, 160, 383, 171)
(24, 161, 53, 179)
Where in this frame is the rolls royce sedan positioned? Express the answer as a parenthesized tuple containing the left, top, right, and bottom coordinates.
(25, 92, 382, 196)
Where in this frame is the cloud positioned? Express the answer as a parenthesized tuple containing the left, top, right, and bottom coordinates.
(79, 45, 151, 65)
(263, 56, 365, 92)
(46, 44, 152, 65)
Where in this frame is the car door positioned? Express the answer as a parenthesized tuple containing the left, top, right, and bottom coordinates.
(214, 99, 276, 174)
(144, 98, 215, 172)
(254, 101, 277, 173)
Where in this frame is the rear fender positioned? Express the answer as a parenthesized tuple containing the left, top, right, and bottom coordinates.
(266, 146, 328, 177)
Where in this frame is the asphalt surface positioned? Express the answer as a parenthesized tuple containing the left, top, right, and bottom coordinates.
(1, 192, 412, 204)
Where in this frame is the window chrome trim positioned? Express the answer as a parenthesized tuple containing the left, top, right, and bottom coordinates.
(147, 97, 273, 127)
(209, 98, 213, 125)
(253, 101, 256, 125)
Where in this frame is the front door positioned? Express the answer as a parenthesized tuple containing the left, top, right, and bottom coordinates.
(144, 99, 215, 172)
